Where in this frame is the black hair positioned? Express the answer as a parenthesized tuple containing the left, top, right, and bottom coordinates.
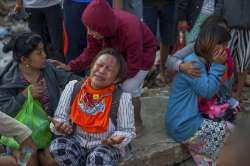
(90, 48, 127, 84)
(3, 32, 42, 63)
(195, 25, 231, 62)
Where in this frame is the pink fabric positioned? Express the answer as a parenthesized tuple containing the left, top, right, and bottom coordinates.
(198, 48, 234, 119)
(68, 0, 156, 79)
(198, 96, 229, 119)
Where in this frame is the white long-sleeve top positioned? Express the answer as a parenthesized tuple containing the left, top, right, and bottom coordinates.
(50, 80, 136, 150)
(0, 111, 32, 144)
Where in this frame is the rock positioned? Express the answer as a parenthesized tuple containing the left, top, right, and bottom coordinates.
(0, 42, 13, 76)
(141, 87, 169, 97)
(0, 17, 7, 26)
(8, 21, 29, 35)
(120, 96, 190, 166)
(0, 27, 9, 39)
(0, 0, 9, 16)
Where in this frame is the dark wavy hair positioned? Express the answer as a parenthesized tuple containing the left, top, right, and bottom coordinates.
(90, 48, 127, 84)
(3, 32, 42, 63)
(194, 25, 231, 62)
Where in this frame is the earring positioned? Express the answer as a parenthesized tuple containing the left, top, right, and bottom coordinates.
(26, 64, 30, 68)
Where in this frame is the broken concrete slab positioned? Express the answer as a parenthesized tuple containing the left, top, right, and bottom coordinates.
(120, 96, 191, 166)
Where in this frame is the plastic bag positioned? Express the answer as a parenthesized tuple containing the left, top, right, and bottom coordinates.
(0, 85, 52, 150)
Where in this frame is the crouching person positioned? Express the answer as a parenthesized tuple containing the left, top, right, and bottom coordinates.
(49, 48, 136, 166)
(165, 25, 233, 165)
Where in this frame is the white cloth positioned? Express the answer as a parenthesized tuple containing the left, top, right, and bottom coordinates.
(121, 70, 149, 97)
(0, 111, 32, 144)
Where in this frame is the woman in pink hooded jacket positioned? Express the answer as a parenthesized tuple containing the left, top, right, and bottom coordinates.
(51, 0, 156, 135)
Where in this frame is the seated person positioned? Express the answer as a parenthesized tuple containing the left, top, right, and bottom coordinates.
(0, 32, 80, 165)
(165, 25, 232, 165)
(49, 48, 136, 166)
(0, 111, 36, 166)
(49, 0, 157, 135)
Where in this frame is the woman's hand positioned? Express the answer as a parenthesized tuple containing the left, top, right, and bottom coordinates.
(22, 79, 46, 99)
(180, 61, 200, 77)
(13, 141, 38, 166)
(101, 136, 125, 145)
(48, 117, 73, 135)
(32, 79, 46, 99)
(212, 46, 227, 64)
(47, 59, 71, 71)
